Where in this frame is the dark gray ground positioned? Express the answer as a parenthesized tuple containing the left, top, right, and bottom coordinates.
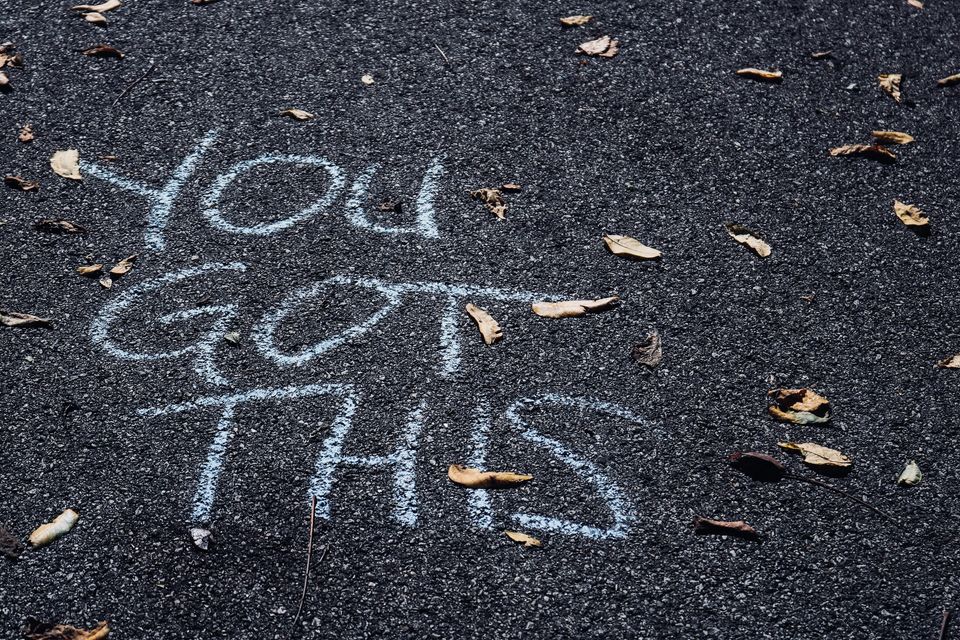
(3, 0, 960, 638)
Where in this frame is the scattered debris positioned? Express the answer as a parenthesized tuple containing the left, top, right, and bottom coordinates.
(18, 123, 33, 143)
(51, 150, 82, 180)
(872, 130, 914, 144)
(560, 15, 593, 26)
(577, 35, 619, 58)
(602, 234, 661, 260)
(22, 618, 109, 640)
(937, 73, 960, 88)
(878, 73, 902, 102)
(447, 464, 532, 488)
(189, 527, 211, 551)
(377, 200, 402, 213)
(465, 303, 502, 345)
(735, 67, 782, 82)
(1, 310, 51, 327)
(893, 200, 928, 227)
(35, 219, 87, 234)
(778, 441, 852, 469)
(897, 460, 922, 486)
(279, 108, 315, 121)
(470, 188, 507, 220)
(29, 509, 79, 547)
(531, 296, 619, 319)
(724, 223, 771, 257)
(936, 354, 960, 368)
(504, 531, 541, 547)
(82, 44, 124, 59)
(4, 175, 39, 191)
(113, 61, 156, 106)
(828, 143, 896, 163)
(361, 74, 374, 85)
(224, 331, 241, 345)
(293, 496, 323, 628)
(76, 264, 103, 276)
(631, 330, 662, 368)
(692, 516, 759, 539)
(728, 451, 786, 482)
(767, 388, 831, 424)
(1, 524, 24, 560)
(70, 0, 121, 11)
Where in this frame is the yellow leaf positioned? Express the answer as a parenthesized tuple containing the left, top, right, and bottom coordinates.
(279, 108, 315, 121)
(724, 223, 771, 258)
(505, 530, 542, 547)
(448, 464, 532, 488)
(70, 0, 121, 11)
(829, 143, 896, 163)
(735, 67, 783, 82)
(603, 234, 661, 260)
(560, 15, 592, 26)
(778, 442, 852, 468)
(878, 73, 902, 103)
(937, 72, 960, 87)
(50, 149, 82, 180)
(871, 130, 914, 144)
(531, 296, 619, 318)
(465, 303, 502, 345)
(893, 200, 928, 227)
(29, 509, 79, 547)
(768, 388, 831, 424)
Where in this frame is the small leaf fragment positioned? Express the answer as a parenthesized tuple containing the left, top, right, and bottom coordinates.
(224, 331, 241, 345)
(724, 223, 771, 257)
(767, 388, 831, 424)
(893, 200, 928, 227)
(504, 531, 541, 547)
(469, 188, 507, 220)
(76, 263, 103, 276)
(109, 254, 137, 277)
(29, 509, 79, 547)
(936, 354, 960, 369)
(279, 108, 315, 121)
(4, 175, 39, 191)
(501, 183, 521, 192)
(361, 74, 374, 85)
(907, 0, 923, 9)
(0, 71, 8, 87)
(735, 67, 782, 82)
(0, 310, 51, 327)
(576, 35, 619, 58)
(531, 296, 619, 319)
(84, 12, 108, 25)
(190, 527, 212, 551)
(18, 123, 33, 143)
(778, 441, 852, 468)
(603, 234, 661, 260)
(51, 149, 82, 180)
(35, 218, 86, 234)
(560, 15, 593, 26)
(872, 130, 914, 144)
(829, 144, 896, 163)
(631, 330, 662, 368)
(897, 460, 922, 486)
(465, 303, 502, 345)
(82, 44, 124, 59)
(0, 524, 24, 560)
(878, 73, 902, 102)
(810, 50, 833, 60)
(22, 619, 110, 640)
(70, 0, 121, 11)
(99, 275, 113, 289)
(692, 516, 759, 539)
(728, 451, 786, 482)
(937, 73, 960, 87)
(447, 464, 532, 488)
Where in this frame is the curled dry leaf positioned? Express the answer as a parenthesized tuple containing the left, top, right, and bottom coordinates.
(560, 15, 593, 26)
(361, 74, 374, 85)
(22, 619, 109, 640)
(735, 67, 783, 82)
(767, 388, 831, 425)
(18, 123, 33, 143)
(692, 516, 759, 539)
(878, 73, 902, 102)
(810, 50, 833, 60)
(531, 296, 618, 319)
(893, 200, 928, 227)
(82, 44, 124, 59)
(84, 12, 108, 25)
(448, 464, 532, 488)
(76, 263, 103, 276)
(631, 330, 662, 368)
(577, 35, 619, 58)
(504, 531, 541, 547)
(99, 275, 113, 289)
(936, 354, 960, 369)
(4, 175, 39, 191)
(109, 254, 137, 277)
(70, 0, 121, 11)
(465, 303, 502, 345)
(728, 451, 786, 482)
(29, 509, 79, 547)
(501, 183, 521, 192)
(603, 234, 661, 260)
(1, 523, 24, 560)
(897, 460, 922, 486)
(828, 144, 896, 163)
(872, 130, 914, 144)
(190, 527, 212, 551)
(51, 149, 82, 180)
(907, 0, 923, 9)
(279, 108, 314, 121)
(778, 441, 851, 468)
(937, 73, 960, 87)
(724, 223, 771, 257)
(469, 188, 507, 220)
(0, 310, 51, 327)
(35, 218, 86, 234)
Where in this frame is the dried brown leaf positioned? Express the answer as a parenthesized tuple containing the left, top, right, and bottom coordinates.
(631, 330, 662, 368)
(724, 223, 771, 257)
(936, 354, 960, 369)
(76, 264, 103, 276)
(29, 509, 79, 547)
(279, 108, 315, 121)
(448, 464, 532, 488)
(35, 218, 87, 234)
(810, 50, 833, 60)
(0, 310, 51, 327)
(736, 67, 783, 82)
(109, 254, 137, 277)
(560, 15, 593, 26)
(501, 183, 522, 192)
(504, 531, 542, 547)
(778, 441, 852, 468)
(18, 123, 33, 143)
(907, 0, 923, 9)
(577, 35, 619, 58)
(82, 44, 124, 59)
(767, 388, 831, 424)
(470, 188, 507, 220)
(70, 0, 121, 11)
(51, 149, 82, 180)
(728, 451, 786, 482)
(871, 130, 914, 144)
(465, 303, 502, 345)
(603, 234, 661, 260)
(828, 144, 896, 163)
(4, 175, 39, 191)
(692, 516, 759, 539)
(878, 73, 902, 102)
(0, 524, 24, 560)
(23, 619, 109, 640)
(99, 275, 113, 289)
(0, 71, 8, 87)
(893, 200, 928, 227)
(937, 73, 960, 87)
(531, 296, 619, 319)
(84, 12, 108, 25)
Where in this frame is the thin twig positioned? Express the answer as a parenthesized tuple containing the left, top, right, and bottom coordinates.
(292, 496, 318, 627)
(113, 61, 157, 106)
(786, 474, 896, 523)
(940, 609, 952, 640)
(433, 43, 449, 64)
